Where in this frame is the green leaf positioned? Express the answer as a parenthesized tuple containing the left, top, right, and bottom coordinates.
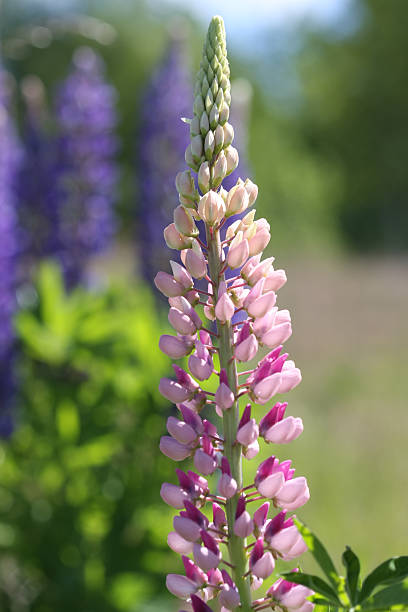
(342, 545, 361, 604)
(360, 579, 408, 610)
(280, 572, 342, 606)
(359, 556, 408, 603)
(294, 518, 340, 589)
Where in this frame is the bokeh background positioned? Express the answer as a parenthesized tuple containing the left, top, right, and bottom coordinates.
(0, 0, 407, 610)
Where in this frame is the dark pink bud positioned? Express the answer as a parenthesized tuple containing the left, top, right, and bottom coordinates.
(239, 404, 251, 429)
(254, 502, 270, 528)
(193, 530, 221, 571)
(190, 594, 212, 612)
(203, 419, 217, 438)
(213, 503, 227, 528)
(219, 583, 241, 608)
(180, 405, 204, 435)
(184, 501, 209, 529)
(207, 568, 223, 586)
(221, 456, 232, 475)
(255, 456, 276, 487)
(250, 538, 264, 566)
(173, 365, 200, 393)
(182, 556, 207, 585)
(264, 510, 292, 541)
(259, 402, 288, 436)
(250, 539, 275, 579)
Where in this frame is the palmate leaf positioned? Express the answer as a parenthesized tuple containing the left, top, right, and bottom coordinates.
(280, 571, 342, 607)
(360, 578, 408, 610)
(294, 518, 341, 589)
(342, 545, 361, 605)
(359, 556, 408, 603)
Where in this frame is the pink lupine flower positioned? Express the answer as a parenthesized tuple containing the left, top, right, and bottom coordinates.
(279, 360, 302, 393)
(171, 260, 194, 289)
(217, 457, 238, 499)
(225, 183, 249, 216)
(254, 456, 285, 498)
(268, 575, 314, 612)
(249, 538, 275, 579)
(215, 282, 235, 323)
(169, 306, 201, 335)
(245, 257, 275, 286)
(160, 436, 192, 461)
(227, 232, 249, 269)
(160, 379, 192, 404)
(194, 436, 218, 475)
(215, 369, 235, 411)
(166, 573, 198, 599)
(264, 511, 307, 560)
(185, 242, 207, 278)
(243, 278, 276, 319)
(263, 268, 287, 292)
(219, 570, 240, 608)
(168, 531, 194, 554)
(193, 529, 222, 571)
(189, 338, 214, 380)
(253, 502, 270, 537)
(275, 476, 310, 511)
(154, 270, 185, 297)
(234, 496, 254, 538)
(247, 218, 271, 256)
(234, 322, 258, 362)
(198, 190, 225, 225)
(159, 334, 194, 359)
(164, 223, 193, 250)
(160, 482, 190, 509)
(174, 501, 209, 542)
(259, 402, 303, 444)
(261, 321, 292, 349)
(167, 416, 198, 445)
(236, 404, 259, 446)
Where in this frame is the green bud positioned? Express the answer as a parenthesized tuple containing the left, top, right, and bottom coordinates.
(191, 134, 203, 163)
(201, 76, 210, 97)
(214, 124, 224, 155)
(205, 90, 214, 114)
(200, 111, 210, 136)
(215, 88, 224, 111)
(194, 95, 205, 116)
(211, 150, 227, 188)
(185, 144, 198, 171)
(209, 104, 220, 130)
(204, 130, 215, 161)
(211, 79, 219, 98)
(198, 161, 211, 194)
(219, 102, 229, 125)
(190, 116, 200, 138)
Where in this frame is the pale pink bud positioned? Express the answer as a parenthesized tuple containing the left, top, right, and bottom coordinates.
(280, 585, 314, 609)
(225, 145, 239, 175)
(166, 574, 197, 599)
(261, 322, 292, 349)
(217, 458, 238, 499)
(263, 416, 303, 444)
(174, 205, 198, 237)
(174, 516, 202, 542)
(193, 531, 221, 571)
(188, 349, 213, 381)
(160, 483, 189, 509)
(250, 540, 275, 579)
(235, 334, 258, 362)
(234, 510, 254, 538)
(168, 308, 198, 336)
(225, 184, 249, 217)
(185, 246, 207, 279)
(253, 309, 277, 338)
(222, 122, 234, 147)
(247, 218, 270, 256)
(275, 309, 291, 325)
(264, 269, 287, 292)
(257, 472, 285, 498)
(245, 288, 277, 319)
(198, 161, 211, 193)
(275, 477, 310, 510)
(279, 361, 302, 393)
(160, 436, 192, 461)
(160, 379, 191, 404)
(194, 449, 217, 475)
(159, 335, 194, 359)
(243, 439, 260, 459)
(241, 254, 262, 282)
(227, 232, 249, 269)
(237, 419, 259, 446)
(198, 191, 225, 225)
(219, 584, 240, 609)
(170, 261, 193, 290)
(168, 531, 194, 554)
(175, 170, 196, 201)
(164, 223, 193, 250)
(214, 292, 235, 324)
(211, 151, 227, 188)
(244, 178, 258, 205)
(215, 370, 235, 411)
(247, 257, 275, 286)
(154, 271, 184, 298)
(167, 417, 198, 445)
(253, 373, 282, 404)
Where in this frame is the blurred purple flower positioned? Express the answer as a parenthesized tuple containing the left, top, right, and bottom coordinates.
(18, 76, 59, 269)
(0, 69, 21, 436)
(55, 47, 119, 288)
(137, 38, 192, 282)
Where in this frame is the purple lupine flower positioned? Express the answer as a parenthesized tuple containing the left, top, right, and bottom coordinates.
(137, 37, 192, 283)
(55, 47, 118, 288)
(154, 17, 313, 610)
(0, 69, 21, 436)
(18, 76, 59, 268)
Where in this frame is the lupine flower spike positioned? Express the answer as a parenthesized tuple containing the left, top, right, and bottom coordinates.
(156, 17, 312, 611)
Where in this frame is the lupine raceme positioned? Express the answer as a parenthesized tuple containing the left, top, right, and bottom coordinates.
(156, 17, 312, 612)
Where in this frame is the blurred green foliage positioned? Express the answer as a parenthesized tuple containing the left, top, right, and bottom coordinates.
(0, 263, 175, 611)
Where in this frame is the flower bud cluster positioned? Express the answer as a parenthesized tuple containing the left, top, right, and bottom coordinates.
(155, 16, 313, 612)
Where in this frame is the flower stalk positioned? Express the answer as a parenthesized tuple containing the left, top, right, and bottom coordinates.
(156, 16, 313, 612)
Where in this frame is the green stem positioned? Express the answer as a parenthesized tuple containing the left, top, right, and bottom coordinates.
(206, 223, 252, 612)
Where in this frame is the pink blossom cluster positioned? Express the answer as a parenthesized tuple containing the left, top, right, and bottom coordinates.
(155, 172, 312, 610)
